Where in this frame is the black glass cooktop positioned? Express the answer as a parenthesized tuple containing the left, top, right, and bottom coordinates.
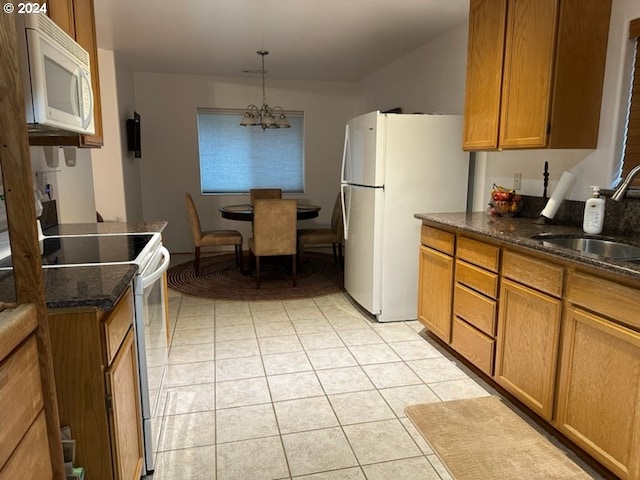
(0, 234, 153, 268)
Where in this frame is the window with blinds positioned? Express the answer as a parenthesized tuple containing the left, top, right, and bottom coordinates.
(197, 108, 305, 194)
(622, 18, 640, 186)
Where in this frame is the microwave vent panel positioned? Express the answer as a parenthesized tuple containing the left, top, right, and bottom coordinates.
(28, 13, 89, 67)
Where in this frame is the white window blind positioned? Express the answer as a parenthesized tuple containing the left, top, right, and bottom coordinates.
(197, 108, 305, 194)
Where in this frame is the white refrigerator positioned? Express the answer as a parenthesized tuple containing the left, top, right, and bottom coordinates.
(340, 111, 469, 322)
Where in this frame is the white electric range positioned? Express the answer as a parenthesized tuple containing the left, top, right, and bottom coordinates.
(0, 229, 170, 475)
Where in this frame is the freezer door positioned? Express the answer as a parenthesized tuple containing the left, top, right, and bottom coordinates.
(342, 111, 385, 187)
(343, 184, 383, 316)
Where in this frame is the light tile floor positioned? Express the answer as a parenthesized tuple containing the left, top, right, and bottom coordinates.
(147, 286, 603, 480)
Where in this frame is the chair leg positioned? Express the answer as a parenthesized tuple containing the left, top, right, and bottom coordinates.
(255, 256, 261, 289)
(194, 246, 201, 274)
(291, 255, 297, 287)
(298, 243, 304, 272)
(235, 244, 243, 270)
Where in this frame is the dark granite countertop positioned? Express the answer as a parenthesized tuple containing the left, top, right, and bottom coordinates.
(44, 220, 168, 236)
(0, 264, 137, 311)
(0, 221, 167, 311)
(414, 212, 640, 282)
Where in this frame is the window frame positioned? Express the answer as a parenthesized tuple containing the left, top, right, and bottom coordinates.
(621, 18, 640, 186)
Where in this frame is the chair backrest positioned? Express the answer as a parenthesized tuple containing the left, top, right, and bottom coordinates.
(250, 188, 282, 204)
(331, 192, 344, 238)
(252, 199, 297, 256)
(184, 193, 203, 243)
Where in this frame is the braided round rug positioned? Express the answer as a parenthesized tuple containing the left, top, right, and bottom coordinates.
(167, 252, 344, 301)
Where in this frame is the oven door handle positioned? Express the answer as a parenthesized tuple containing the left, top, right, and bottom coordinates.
(141, 246, 170, 289)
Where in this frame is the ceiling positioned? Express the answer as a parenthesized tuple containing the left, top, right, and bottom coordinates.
(94, 0, 469, 82)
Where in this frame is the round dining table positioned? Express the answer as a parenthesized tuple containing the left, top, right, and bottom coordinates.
(219, 203, 321, 221)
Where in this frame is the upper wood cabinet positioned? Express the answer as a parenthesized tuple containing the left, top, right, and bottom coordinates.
(462, 0, 612, 151)
(32, 0, 103, 148)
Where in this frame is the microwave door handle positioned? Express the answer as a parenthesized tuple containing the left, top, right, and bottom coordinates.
(79, 68, 93, 129)
(141, 246, 170, 289)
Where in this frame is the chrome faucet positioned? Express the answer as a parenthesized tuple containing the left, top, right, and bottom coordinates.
(612, 164, 640, 201)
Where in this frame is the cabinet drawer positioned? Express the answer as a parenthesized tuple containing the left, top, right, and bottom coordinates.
(104, 287, 133, 365)
(454, 284, 496, 336)
(0, 336, 44, 468)
(451, 317, 495, 376)
(420, 225, 454, 255)
(502, 250, 563, 297)
(457, 236, 499, 272)
(567, 271, 640, 330)
(0, 411, 52, 479)
(456, 259, 498, 298)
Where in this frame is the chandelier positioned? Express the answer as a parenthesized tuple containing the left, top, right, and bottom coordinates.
(240, 51, 290, 130)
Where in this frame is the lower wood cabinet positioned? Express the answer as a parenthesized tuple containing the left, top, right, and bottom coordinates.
(495, 279, 561, 420)
(0, 305, 54, 479)
(451, 237, 499, 376)
(418, 222, 640, 478)
(47, 286, 143, 480)
(107, 329, 143, 479)
(418, 245, 454, 343)
(556, 282, 640, 480)
(556, 306, 640, 480)
(495, 249, 564, 420)
(450, 315, 494, 375)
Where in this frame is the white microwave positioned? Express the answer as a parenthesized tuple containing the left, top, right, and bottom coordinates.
(16, 13, 94, 136)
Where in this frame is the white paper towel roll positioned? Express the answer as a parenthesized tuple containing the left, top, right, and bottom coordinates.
(540, 171, 577, 219)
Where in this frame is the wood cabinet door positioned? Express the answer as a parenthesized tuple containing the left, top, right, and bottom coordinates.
(72, 0, 103, 147)
(555, 307, 640, 480)
(105, 329, 143, 480)
(462, 0, 507, 150)
(418, 245, 454, 343)
(495, 279, 561, 420)
(46, 0, 75, 36)
(499, 0, 557, 148)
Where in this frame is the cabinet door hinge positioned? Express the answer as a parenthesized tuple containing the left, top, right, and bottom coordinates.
(106, 395, 113, 411)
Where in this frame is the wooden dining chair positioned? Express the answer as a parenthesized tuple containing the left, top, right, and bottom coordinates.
(297, 192, 344, 269)
(250, 188, 282, 204)
(248, 198, 297, 288)
(184, 193, 243, 274)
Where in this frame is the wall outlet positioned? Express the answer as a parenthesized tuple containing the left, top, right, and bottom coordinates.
(514, 173, 522, 190)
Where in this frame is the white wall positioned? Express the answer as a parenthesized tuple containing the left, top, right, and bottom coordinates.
(30, 146, 96, 223)
(360, 21, 469, 116)
(134, 73, 360, 253)
(360, 0, 640, 211)
(91, 49, 143, 221)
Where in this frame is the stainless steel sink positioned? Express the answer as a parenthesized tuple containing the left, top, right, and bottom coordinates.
(532, 235, 640, 261)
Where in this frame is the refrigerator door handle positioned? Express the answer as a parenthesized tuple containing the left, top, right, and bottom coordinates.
(341, 183, 350, 240)
(341, 124, 350, 183)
